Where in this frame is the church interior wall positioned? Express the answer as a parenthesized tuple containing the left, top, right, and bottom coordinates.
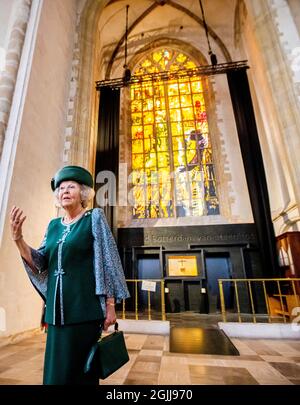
(0, 0, 77, 337)
(237, 0, 300, 234)
(96, 1, 253, 228)
(117, 67, 254, 228)
(0, 0, 31, 158)
(1, 0, 300, 337)
(64, 0, 300, 235)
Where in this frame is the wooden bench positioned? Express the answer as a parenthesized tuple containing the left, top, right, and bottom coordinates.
(267, 295, 300, 319)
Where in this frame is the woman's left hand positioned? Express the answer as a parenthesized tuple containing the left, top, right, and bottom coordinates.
(103, 305, 117, 331)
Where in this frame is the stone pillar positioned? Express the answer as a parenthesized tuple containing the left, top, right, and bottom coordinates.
(287, 0, 300, 37)
(62, 0, 110, 172)
(244, 0, 300, 232)
(269, 0, 300, 99)
(0, 0, 32, 157)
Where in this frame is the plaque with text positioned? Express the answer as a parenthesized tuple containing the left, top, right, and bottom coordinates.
(167, 255, 198, 277)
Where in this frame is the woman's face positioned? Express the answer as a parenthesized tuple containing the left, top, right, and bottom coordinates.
(58, 181, 81, 210)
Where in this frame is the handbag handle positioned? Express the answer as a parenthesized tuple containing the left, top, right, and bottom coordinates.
(99, 322, 119, 337)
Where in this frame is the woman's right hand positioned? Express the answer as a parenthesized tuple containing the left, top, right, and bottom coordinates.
(10, 206, 26, 241)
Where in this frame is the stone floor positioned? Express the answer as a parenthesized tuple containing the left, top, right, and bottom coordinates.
(0, 328, 299, 385)
(127, 310, 284, 326)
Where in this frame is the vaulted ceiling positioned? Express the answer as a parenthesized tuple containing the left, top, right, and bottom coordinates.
(94, 0, 240, 79)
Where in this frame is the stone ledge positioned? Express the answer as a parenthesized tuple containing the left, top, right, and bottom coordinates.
(108, 319, 170, 335)
(218, 322, 300, 339)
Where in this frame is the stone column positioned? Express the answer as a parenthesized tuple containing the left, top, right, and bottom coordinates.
(244, 0, 300, 232)
(63, 0, 110, 172)
(0, 0, 32, 157)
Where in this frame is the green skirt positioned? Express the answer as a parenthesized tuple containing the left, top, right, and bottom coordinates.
(43, 320, 101, 385)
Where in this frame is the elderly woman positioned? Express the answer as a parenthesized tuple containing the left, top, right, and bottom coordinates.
(10, 165, 130, 385)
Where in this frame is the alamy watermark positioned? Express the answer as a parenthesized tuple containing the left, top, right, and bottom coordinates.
(291, 306, 300, 331)
(95, 163, 205, 208)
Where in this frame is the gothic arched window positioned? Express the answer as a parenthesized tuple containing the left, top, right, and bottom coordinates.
(130, 49, 219, 219)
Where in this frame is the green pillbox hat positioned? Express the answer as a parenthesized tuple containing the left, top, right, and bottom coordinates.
(51, 166, 94, 191)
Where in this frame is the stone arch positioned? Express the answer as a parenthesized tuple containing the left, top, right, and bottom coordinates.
(105, 0, 232, 79)
(127, 37, 209, 73)
(70, 0, 232, 175)
(234, 0, 247, 49)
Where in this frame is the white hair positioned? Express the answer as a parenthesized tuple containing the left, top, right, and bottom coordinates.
(54, 183, 95, 208)
(79, 184, 95, 208)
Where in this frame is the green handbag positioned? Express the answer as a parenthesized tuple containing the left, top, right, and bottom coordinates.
(84, 322, 129, 379)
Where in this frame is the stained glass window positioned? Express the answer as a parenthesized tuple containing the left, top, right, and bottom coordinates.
(130, 49, 219, 219)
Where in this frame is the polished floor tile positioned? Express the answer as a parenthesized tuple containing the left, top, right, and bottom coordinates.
(170, 327, 239, 355)
(0, 324, 299, 385)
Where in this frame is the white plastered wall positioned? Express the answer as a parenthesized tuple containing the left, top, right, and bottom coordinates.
(0, 0, 77, 337)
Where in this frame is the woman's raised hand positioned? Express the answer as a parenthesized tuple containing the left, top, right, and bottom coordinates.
(10, 206, 26, 241)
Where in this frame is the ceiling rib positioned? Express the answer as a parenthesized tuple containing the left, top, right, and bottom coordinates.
(104, 0, 232, 79)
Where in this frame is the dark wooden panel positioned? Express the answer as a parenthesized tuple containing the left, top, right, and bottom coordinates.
(118, 224, 258, 248)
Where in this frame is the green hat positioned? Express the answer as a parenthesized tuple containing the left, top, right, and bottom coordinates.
(51, 165, 94, 191)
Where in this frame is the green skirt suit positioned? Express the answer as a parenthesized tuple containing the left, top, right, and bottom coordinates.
(43, 211, 103, 385)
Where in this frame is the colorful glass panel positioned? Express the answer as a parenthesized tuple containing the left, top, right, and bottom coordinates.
(130, 48, 219, 218)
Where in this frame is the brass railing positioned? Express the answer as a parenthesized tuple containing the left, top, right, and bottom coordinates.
(218, 278, 300, 323)
(120, 279, 166, 321)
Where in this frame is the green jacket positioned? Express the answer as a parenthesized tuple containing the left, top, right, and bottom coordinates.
(22, 208, 130, 321)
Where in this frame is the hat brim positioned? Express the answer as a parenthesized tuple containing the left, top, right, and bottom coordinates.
(51, 166, 93, 191)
